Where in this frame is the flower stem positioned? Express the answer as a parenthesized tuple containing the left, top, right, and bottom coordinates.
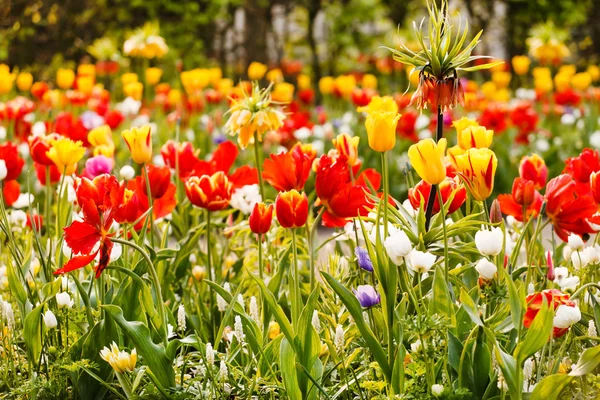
(142, 164, 154, 247)
(437, 187, 450, 283)
(115, 371, 134, 399)
(205, 210, 216, 341)
(425, 106, 444, 231)
(381, 152, 389, 238)
(257, 234, 263, 279)
(291, 229, 300, 326)
(307, 207, 325, 291)
(253, 132, 265, 200)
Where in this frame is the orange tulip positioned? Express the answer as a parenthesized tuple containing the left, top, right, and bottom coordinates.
(275, 190, 308, 229)
(249, 202, 273, 234)
(185, 172, 233, 211)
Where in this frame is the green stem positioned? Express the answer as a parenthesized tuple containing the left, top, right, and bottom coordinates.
(115, 371, 134, 399)
(291, 229, 300, 326)
(142, 164, 154, 247)
(307, 207, 325, 290)
(381, 152, 389, 238)
(257, 234, 263, 279)
(437, 188, 450, 284)
(253, 132, 265, 200)
(205, 210, 216, 341)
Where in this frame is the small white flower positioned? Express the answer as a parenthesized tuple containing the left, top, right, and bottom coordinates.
(119, 165, 136, 181)
(311, 310, 321, 332)
(0, 160, 7, 181)
(368, 223, 398, 244)
(410, 339, 422, 353)
(589, 320, 598, 337)
(234, 315, 245, 342)
(407, 249, 436, 274)
(568, 234, 584, 251)
(10, 210, 27, 229)
(583, 247, 600, 265)
(334, 324, 345, 353)
(249, 296, 260, 323)
(553, 305, 581, 329)
(177, 304, 186, 331)
(43, 310, 58, 329)
(475, 227, 503, 256)
(558, 276, 580, 292)
(475, 258, 497, 280)
(571, 251, 588, 270)
(554, 267, 569, 282)
(219, 360, 228, 381)
(56, 292, 74, 308)
(431, 384, 444, 397)
(206, 342, 215, 366)
(12, 193, 34, 209)
(230, 184, 261, 214)
(523, 358, 534, 381)
(384, 230, 413, 265)
(32, 121, 46, 136)
(561, 113, 576, 125)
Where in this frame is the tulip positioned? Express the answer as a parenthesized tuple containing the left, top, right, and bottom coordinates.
(56, 68, 75, 90)
(185, 172, 233, 211)
(384, 230, 413, 265)
(591, 171, 600, 204)
(43, 310, 58, 329)
(408, 138, 447, 185)
(332, 133, 360, 167)
(318, 76, 334, 95)
(247, 62, 268, 80)
(357, 96, 400, 152)
(271, 82, 295, 103)
(452, 117, 479, 135)
(56, 292, 74, 308)
(100, 342, 137, 373)
(334, 75, 356, 98)
(455, 148, 497, 201)
(88, 125, 115, 158)
(353, 285, 381, 308)
(192, 265, 206, 281)
(76, 76, 94, 96)
(431, 384, 444, 397)
(475, 258, 497, 280)
(553, 304, 581, 329)
(567, 234, 584, 251)
(16, 72, 33, 92)
(77, 63, 96, 77)
(407, 249, 436, 274)
(275, 190, 308, 229)
(297, 74, 311, 90)
(457, 125, 493, 150)
(524, 289, 576, 338)
(362, 74, 378, 90)
(408, 177, 466, 215)
(266, 68, 283, 83)
(511, 55, 531, 75)
(355, 246, 373, 272)
(145, 67, 163, 86)
(249, 202, 273, 234)
(124, 81, 143, 100)
(46, 137, 86, 175)
(475, 227, 503, 256)
(122, 126, 152, 164)
(489, 198, 503, 224)
(571, 72, 592, 92)
(121, 72, 139, 86)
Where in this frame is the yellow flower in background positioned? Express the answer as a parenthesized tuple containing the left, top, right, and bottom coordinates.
(587, 65, 600, 82)
(480, 82, 497, 101)
(88, 125, 115, 157)
(554, 73, 570, 92)
(452, 117, 479, 136)
(492, 71, 511, 89)
(145, 67, 163, 86)
(181, 69, 210, 93)
(268, 321, 281, 340)
(77, 76, 94, 96)
(100, 342, 137, 373)
(319, 76, 334, 95)
(208, 67, 222, 87)
(571, 72, 592, 92)
(297, 74, 311, 90)
(408, 138, 447, 185)
(407, 67, 420, 87)
(43, 89, 66, 108)
(558, 65, 576, 77)
(167, 88, 183, 107)
(362, 74, 377, 90)
(57, 68, 75, 90)
(271, 82, 295, 103)
(457, 125, 494, 150)
(334, 75, 356, 98)
(533, 67, 553, 93)
(455, 148, 497, 201)
(495, 88, 510, 103)
(121, 72, 138, 87)
(332, 133, 360, 166)
(266, 68, 283, 83)
(16, 72, 33, 92)
(0, 64, 9, 75)
(511, 55, 531, 75)
(357, 96, 400, 152)
(47, 137, 86, 175)
(247, 62, 268, 80)
(217, 78, 233, 97)
(0, 75, 14, 94)
(123, 81, 143, 100)
(122, 126, 152, 164)
(77, 64, 96, 78)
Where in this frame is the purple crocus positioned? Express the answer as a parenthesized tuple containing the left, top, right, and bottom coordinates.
(353, 285, 380, 308)
(355, 247, 373, 272)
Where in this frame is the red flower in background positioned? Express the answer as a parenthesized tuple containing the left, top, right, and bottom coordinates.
(563, 148, 600, 184)
(0, 143, 24, 181)
(298, 88, 314, 105)
(408, 177, 466, 215)
(510, 102, 538, 143)
(554, 89, 581, 107)
(519, 154, 548, 190)
(35, 163, 61, 186)
(133, 164, 177, 220)
(160, 140, 201, 180)
(105, 109, 125, 130)
(396, 110, 419, 142)
(524, 289, 576, 338)
(497, 178, 543, 222)
(544, 174, 599, 241)
(351, 88, 374, 107)
(54, 112, 89, 146)
(29, 134, 58, 166)
(26, 213, 43, 232)
(55, 175, 124, 278)
(3, 180, 20, 206)
(478, 105, 508, 134)
(262, 146, 312, 192)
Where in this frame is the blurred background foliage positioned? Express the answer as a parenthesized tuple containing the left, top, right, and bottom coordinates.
(0, 0, 596, 81)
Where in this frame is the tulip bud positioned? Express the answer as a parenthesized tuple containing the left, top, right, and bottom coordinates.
(43, 310, 58, 329)
(512, 178, 535, 206)
(249, 202, 273, 234)
(546, 251, 555, 281)
(489, 198, 503, 224)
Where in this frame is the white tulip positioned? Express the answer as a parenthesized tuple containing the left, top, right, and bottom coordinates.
(43, 310, 58, 329)
(558, 276, 580, 292)
(582, 247, 600, 265)
(571, 251, 588, 270)
(431, 384, 444, 397)
(553, 305, 581, 329)
(475, 227, 503, 256)
(56, 292, 74, 308)
(554, 267, 569, 282)
(368, 223, 398, 244)
(384, 230, 412, 265)
(562, 245, 573, 262)
(567, 234, 584, 251)
(407, 250, 436, 274)
(119, 165, 136, 181)
(475, 258, 497, 280)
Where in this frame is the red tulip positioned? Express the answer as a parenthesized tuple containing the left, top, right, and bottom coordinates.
(275, 190, 308, 229)
(563, 148, 600, 184)
(0, 142, 25, 181)
(160, 140, 200, 180)
(262, 147, 312, 192)
(524, 289, 575, 338)
(249, 202, 273, 234)
(185, 172, 233, 211)
(408, 177, 466, 215)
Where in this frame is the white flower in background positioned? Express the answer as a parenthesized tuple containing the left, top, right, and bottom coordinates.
(206, 343, 215, 366)
(192, 265, 205, 281)
(589, 320, 598, 337)
(334, 325, 345, 353)
(167, 324, 175, 338)
(475, 227, 503, 256)
(368, 222, 398, 244)
(61, 276, 69, 292)
(311, 310, 321, 332)
(410, 339, 422, 353)
(12, 193, 34, 209)
(415, 114, 430, 131)
(219, 360, 228, 381)
(0, 127, 6, 140)
(0, 297, 15, 329)
(116, 97, 142, 117)
(591, 131, 600, 148)
(562, 245, 573, 262)
(56, 292, 74, 308)
(336, 220, 373, 242)
(568, 234, 584, 251)
(571, 251, 588, 270)
(177, 304, 186, 331)
(233, 315, 245, 342)
(120, 165, 136, 181)
(475, 258, 497, 280)
(407, 250, 436, 274)
(110, 243, 122, 263)
(582, 247, 600, 265)
(236, 294, 244, 308)
(527, 283, 535, 294)
(401, 199, 417, 218)
(10, 210, 27, 230)
(216, 283, 230, 312)
(230, 184, 261, 214)
(32, 121, 47, 136)
(249, 296, 259, 323)
(553, 267, 569, 282)
(294, 127, 311, 140)
(553, 305, 581, 329)
(560, 113, 576, 125)
(431, 384, 444, 397)
(0, 160, 7, 181)
(384, 230, 413, 265)
(43, 310, 58, 329)
(558, 275, 580, 291)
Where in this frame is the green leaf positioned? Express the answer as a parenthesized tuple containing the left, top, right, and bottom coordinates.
(515, 297, 553, 364)
(459, 288, 483, 326)
(429, 266, 456, 326)
(493, 346, 520, 397)
(531, 374, 574, 400)
(569, 344, 600, 376)
(295, 286, 321, 398)
(23, 303, 44, 366)
(280, 337, 302, 400)
(6, 258, 27, 306)
(322, 271, 391, 381)
(102, 305, 175, 388)
(251, 274, 295, 348)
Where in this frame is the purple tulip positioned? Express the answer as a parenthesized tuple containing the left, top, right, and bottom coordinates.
(355, 247, 373, 272)
(353, 285, 380, 308)
(84, 155, 114, 178)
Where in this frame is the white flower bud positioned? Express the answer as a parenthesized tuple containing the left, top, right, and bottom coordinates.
(56, 292, 74, 308)
(431, 384, 444, 397)
(384, 230, 412, 265)
(553, 305, 581, 329)
(568, 234, 584, 251)
(43, 310, 57, 329)
(475, 258, 497, 280)
(475, 227, 503, 256)
(407, 249, 436, 274)
(119, 165, 136, 181)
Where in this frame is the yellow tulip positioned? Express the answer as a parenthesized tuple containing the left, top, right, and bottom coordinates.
(357, 96, 400, 152)
(123, 81, 143, 100)
(554, 73, 570, 92)
(491, 71, 511, 89)
(447, 145, 466, 169)
(217, 78, 234, 96)
(455, 148, 497, 201)
(480, 82, 497, 101)
(77, 64, 96, 78)
(208, 67, 222, 87)
(0, 72, 14, 94)
(88, 125, 115, 157)
(122, 126, 152, 164)
(121, 72, 139, 87)
(457, 125, 494, 150)
(47, 137, 86, 175)
(247, 62, 268, 80)
(266, 68, 283, 83)
(362, 74, 377, 90)
(77, 76, 94, 96)
(0, 64, 9, 75)
(587, 65, 600, 82)
(145, 67, 163, 86)
(56, 69, 75, 90)
(408, 138, 447, 185)
(100, 342, 137, 373)
(271, 82, 295, 103)
(297, 74, 311, 90)
(452, 117, 479, 135)
(16, 72, 33, 92)
(167, 89, 183, 107)
(511, 56, 530, 75)
(334, 75, 356, 98)
(558, 65, 576, 78)
(571, 72, 592, 92)
(319, 76, 334, 95)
